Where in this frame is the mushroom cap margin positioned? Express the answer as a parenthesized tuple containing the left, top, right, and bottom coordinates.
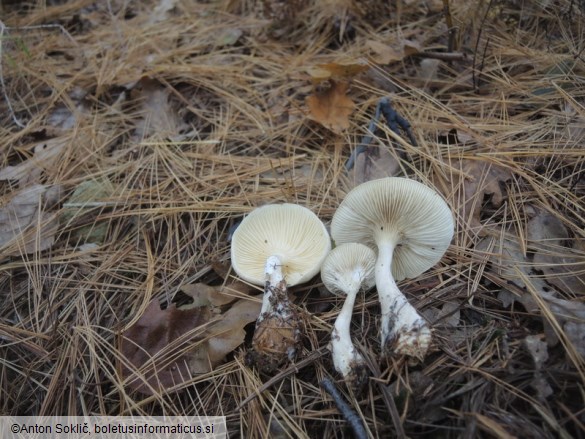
(321, 243, 376, 296)
(331, 177, 453, 281)
(231, 203, 332, 286)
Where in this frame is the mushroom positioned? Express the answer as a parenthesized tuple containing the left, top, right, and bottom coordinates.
(331, 177, 453, 359)
(231, 203, 331, 371)
(321, 243, 376, 391)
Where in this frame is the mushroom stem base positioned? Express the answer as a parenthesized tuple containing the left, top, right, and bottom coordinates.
(249, 257, 301, 372)
(381, 294, 431, 360)
(376, 242, 431, 360)
(331, 328, 368, 392)
(249, 311, 301, 373)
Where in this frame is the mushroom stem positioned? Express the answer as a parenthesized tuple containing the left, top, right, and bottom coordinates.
(249, 255, 302, 372)
(331, 280, 368, 391)
(258, 255, 287, 319)
(376, 240, 431, 359)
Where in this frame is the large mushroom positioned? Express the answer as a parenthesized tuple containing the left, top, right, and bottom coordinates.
(231, 203, 331, 371)
(331, 177, 453, 359)
(321, 243, 376, 391)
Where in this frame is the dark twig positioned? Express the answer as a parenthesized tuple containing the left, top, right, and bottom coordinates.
(346, 97, 418, 170)
(379, 98, 418, 147)
(320, 377, 368, 439)
(472, 0, 495, 91)
(442, 0, 457, 52)
(345, 98, 383, 171)
(411, 51, 468, 62)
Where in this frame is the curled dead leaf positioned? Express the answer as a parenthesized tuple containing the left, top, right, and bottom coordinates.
(0, 137, 68, 186)
(60, 178, 115, 244)
(526, 211, 584, 295)
(132, 78, 187, 140)
(0, 184, 61, 255)
(403, 39, 422, 57)
(306, 60, 369, 82)
(453, 159, 512, 234)
(120, 291, 261, 395)
(483, 233, 585, 357)
(306, 80, 355, 134)
(423, 301, 460, 327)
(119, 300, 209, 395)
(365, 40, 404, 65)
(346, 144, 401, 189)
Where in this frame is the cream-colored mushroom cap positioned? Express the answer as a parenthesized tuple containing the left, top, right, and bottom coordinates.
(231, 204, 331, 286)
(331, 177, 453, 281)
(321, 243, 376, 296)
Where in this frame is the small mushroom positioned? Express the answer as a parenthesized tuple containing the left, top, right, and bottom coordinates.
(231, 203, 331, 371)
(331, 177, 453, 359)
(321, 243, 376, 391)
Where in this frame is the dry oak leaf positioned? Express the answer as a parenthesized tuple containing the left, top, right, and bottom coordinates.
(119, 300, 209, 395)
(346, 144, 401, 189)
(366, 39, 422, 65)
(454, 159, 512, 234)
(481, 232, 585, 356)
(0, 184, 61, 255)
(402, 39, 422, 57)
(132, 78, 187, 140)
(120, 293, 261, 395)
(306, 80, 355, 134)
(365, 40, 404, 64)
(0, 137, 68, 187)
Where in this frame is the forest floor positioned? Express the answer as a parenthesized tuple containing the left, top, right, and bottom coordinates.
(0, 0, 584, 437)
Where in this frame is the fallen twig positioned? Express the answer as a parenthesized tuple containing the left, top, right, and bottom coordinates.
(346, 97, 417, 171)
(320, 377, 368, 439)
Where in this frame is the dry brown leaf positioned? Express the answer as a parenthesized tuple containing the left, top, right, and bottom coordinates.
(423, 301, 460, 327)
(527, 211, 585, 295)
(524, 335, 552, 400)
(527, 212, 569, 244)
(120, 292, 261, 395)
(306, 80, 355, 134)
(484, 233, 585, 355)
(563, 101, 585, 141)
(479, 233, 547, 292)
(132, 78, 187, 140)
(347, 144, 401, 188)
(0, 184, 61, 255)
(534, 245, 585, 295)
(455, 160, 512, 234)
(119, 300, 209, 395)
(365, 39, 422, 65)
(365, 40, 404, 65)
(204, 299, 262, 365)
(0, 137, 68, 186)
(180, 283, 237, 307)
(403, 39, 422, 57)
(306, 61, 369, 82)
